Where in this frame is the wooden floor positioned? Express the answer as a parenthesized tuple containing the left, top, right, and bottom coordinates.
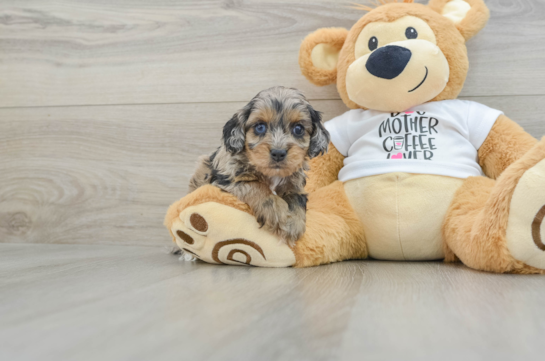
(2, 1, 545, 360)
(1, 243, 545, 361)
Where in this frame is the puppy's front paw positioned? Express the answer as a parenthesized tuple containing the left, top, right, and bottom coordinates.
(260, 216, 288, 242)
(263, 215, 305, 247)
(253, 196, 306, 246)
(279, 217, 306, 247)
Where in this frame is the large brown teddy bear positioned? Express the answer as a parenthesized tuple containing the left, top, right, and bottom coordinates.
(165, 0, 545, 273)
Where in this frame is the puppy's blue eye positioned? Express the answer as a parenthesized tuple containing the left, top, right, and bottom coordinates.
(254, 123, 267, 135)
(292, 124, 305, 137)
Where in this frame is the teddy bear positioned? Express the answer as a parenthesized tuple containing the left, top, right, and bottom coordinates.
(164, 0, 545, 273)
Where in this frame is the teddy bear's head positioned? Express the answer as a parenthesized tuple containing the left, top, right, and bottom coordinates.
(299, 0, 489, 112)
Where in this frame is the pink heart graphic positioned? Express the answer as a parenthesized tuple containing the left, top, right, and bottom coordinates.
(391, 153, 403, 159)
(404, 111, 414, 114)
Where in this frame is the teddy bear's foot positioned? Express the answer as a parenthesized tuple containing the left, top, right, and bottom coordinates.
(506, 158, 545, 269)
(445, 138, 545, 274)
(170, 201, 296, 267)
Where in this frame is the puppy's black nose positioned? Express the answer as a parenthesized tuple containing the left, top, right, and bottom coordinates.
(365, 45, 412, 80)
(270, 149, 287, 162)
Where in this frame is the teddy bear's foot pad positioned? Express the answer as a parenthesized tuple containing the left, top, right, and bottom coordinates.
(506, 159, 545, 269)
(171, 202, 296, 267)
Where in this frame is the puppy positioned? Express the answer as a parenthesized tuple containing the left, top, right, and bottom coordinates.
(189, 86, 330, 245)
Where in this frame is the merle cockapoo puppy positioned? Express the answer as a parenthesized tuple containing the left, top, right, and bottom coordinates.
(189, 86, 330, 245)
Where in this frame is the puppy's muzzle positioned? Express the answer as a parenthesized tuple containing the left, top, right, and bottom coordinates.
(270, 149, 287, 162)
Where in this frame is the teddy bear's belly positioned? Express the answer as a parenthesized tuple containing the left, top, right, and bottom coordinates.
(344, 172, 465, 261)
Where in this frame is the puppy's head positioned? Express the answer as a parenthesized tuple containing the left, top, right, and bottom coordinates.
(222, 86, 329, 178)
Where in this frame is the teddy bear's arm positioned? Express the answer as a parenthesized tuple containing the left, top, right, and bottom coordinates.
(478, 114, 538, 179)
(305, 142, 345, 193)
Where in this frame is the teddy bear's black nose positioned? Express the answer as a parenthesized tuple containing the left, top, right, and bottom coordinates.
(365, 45, 412, 80)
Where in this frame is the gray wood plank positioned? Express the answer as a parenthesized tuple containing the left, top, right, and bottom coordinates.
(1, 243, 545, 361)
(1, 96, 543, 246)
(0, 0, 544, 108)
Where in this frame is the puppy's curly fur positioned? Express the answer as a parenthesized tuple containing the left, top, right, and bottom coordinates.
(189, 86, 330, 245)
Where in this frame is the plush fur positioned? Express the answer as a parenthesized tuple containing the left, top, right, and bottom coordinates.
(304, 143, 345, 193)
(444, 139, 545, 274)
(293, 181, 367, 267)
(478, 115, 538, 179)
(428, 0, 490, 40)
(165, 184, 252, 224)
(165, 0, 545, 273)
(298, 28, 348, 86)
(300, 3, 469, 110)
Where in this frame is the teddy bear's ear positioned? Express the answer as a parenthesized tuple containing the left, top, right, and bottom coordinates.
(428, 0, 490, 41)
(299, 28, 348, 86)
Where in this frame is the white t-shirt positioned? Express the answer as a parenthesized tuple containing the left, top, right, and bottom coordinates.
(325, 100, 503, 181)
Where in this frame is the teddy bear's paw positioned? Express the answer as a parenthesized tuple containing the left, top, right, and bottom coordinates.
(170, 202, 296, 267)
(506, 158, 545, 269)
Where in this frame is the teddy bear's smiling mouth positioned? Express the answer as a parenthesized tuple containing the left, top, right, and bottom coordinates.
(408, 66, 428, 93)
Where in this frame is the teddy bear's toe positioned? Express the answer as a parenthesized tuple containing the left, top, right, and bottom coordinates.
(170, 202, 296, 267)
(506, 158, 545, 269)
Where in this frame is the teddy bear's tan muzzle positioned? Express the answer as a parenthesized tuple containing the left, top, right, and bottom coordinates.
(346, 39, 449, 112)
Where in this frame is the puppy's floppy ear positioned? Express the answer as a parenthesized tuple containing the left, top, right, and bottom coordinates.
(223, 102, 252, 154)
(299, 28, 348, 86)
(307, 106, 330, 158)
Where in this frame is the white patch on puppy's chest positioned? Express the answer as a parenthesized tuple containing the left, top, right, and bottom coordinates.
(269, 176, 283, 195)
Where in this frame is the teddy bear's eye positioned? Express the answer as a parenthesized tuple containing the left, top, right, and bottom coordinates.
(405, 27, 418, 39)
(368, 36, 378, 51)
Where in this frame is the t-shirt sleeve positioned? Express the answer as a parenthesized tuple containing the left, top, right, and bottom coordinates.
(324, 111, 352, 156)
(467, 101, 504, 149)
